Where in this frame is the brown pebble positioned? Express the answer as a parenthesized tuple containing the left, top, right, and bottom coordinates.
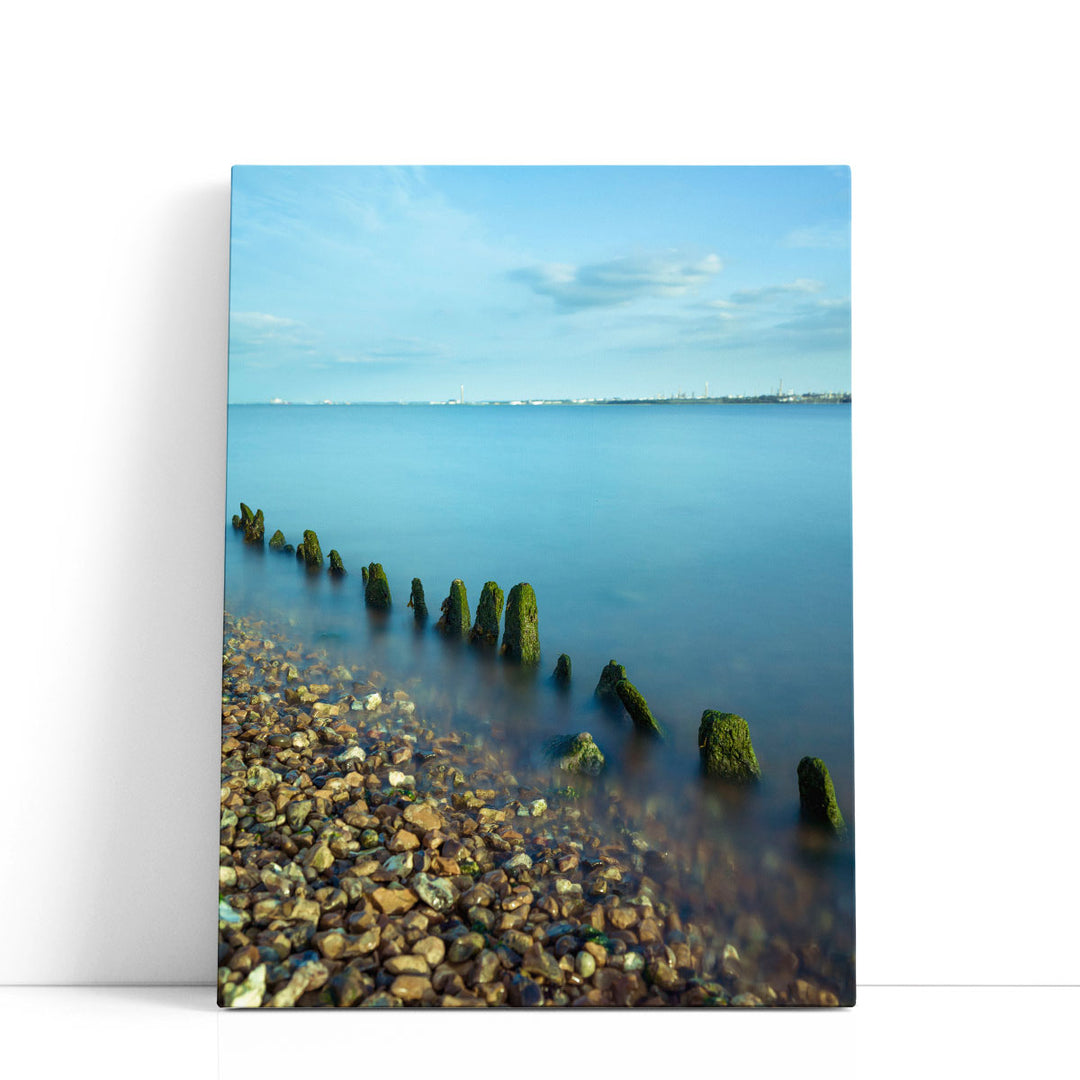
(607, 906, 639, 930)
(371, 887, 418, 915)
(389, 974, 432, 1002)
(388, 829, 420, 853)
(412, 936, 446, 967)
(384, 954, 431, 976)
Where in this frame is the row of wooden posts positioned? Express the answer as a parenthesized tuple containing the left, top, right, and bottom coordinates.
(231, 502, 846, 834)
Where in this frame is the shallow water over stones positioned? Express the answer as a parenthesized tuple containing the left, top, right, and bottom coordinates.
(218, 610, 853, 1007)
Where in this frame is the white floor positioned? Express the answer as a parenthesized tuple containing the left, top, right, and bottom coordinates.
(1, 986, 1074, 1078)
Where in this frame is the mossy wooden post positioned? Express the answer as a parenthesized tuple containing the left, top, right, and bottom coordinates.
(470, 581, 504, 645)
(501, 582, 539, 663)
(302, 530, 323, 569)
(797, 756, 846, 834)
(241, 507, 264, 544)
(437, 579, 470, 637)
(615, 679, 663, 738)
(594, 659, 627, 698)
(698, 711, 761, 781)
(408, 577, 428, 620)
(365, 562, 391, 608)
(553, 654, 572, 684)
(268, 530, 286, 551)
(328, 550, 346, 576)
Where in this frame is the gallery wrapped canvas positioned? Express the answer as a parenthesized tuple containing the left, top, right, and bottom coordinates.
(218, 166, 853, 1008)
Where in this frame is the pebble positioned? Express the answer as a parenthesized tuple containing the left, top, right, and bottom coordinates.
(230, 964, 267, 1008)
(413, 873, 455, 913)
(390, 975, 431, 1002)
(384, 954, 431, 976)
(412, 936, 446, 967)
(371, 887, 418, 915)
(575, 951, 597, 978)
(383, 852, 414, 877)
(447, 932, 485, 963)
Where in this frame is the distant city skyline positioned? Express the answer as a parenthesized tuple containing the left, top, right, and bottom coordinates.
(228, 166, 850, 404)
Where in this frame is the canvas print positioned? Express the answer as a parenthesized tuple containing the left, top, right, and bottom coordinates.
(217, 166, 853, 1008)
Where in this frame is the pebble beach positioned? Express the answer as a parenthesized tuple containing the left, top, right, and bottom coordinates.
(218, 609, 854, 1008)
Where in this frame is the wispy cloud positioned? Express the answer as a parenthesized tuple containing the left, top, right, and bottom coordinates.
(327, 337, 448, 366)
(510, 253, 722, 310)
(229, 311, 317, 360)
(231, 311, 300, 328)
(783, 223, 849, 249)
(728, 278, 824, 305)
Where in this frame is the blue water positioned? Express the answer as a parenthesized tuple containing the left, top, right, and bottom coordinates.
(226, 403, 851, 798)
(224, 403, 853, 977)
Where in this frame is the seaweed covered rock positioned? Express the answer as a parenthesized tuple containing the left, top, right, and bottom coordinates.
(268, 530, 286, 551)
(797, 756, 846, 834)
(295, 543, 306, 562)
(365, 562, 391, 608)
(698, 711, 761, 781)
(231, 514, 241, 530)
(361, 565, 369, 585)
(329, 550, 346, 576)
(470, 581, 504, 645)
(302, 530, 323, 570)
(408, 577, 428, 619)
(436, 579, 470, 637)
(595, 659, 627, 698)
(282, 544, 295, 555)
(239, 503, 255, 530)
(546, 732, 605, 777)
(501, 582, 539, 663)
(553, 654, 572, 684)
(615, 679, 664, 738)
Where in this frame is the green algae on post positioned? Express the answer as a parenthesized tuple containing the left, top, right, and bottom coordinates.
(501, 582, 539, 663)
(470, 581, 504, 645)
(328, 549, 346, 576)
(436, 579, 470, 637)
(797, 756, 846, 834)
(553, 653, 572, 684)
(408, 577, 428, 619)
(615, 679, 664, 738)
(365, 562, 391, 608)
(240, 507, 265, 544)
(268, 530, 286, 551)
(594, 659, 627, 698)
(698, 710, 761, 781)
(302, 530, 323, 569)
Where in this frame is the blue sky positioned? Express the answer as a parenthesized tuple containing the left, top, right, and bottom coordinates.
(228, 166, 849, 403)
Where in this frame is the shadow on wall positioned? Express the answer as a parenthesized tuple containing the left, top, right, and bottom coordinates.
(67, 185, 229, 984)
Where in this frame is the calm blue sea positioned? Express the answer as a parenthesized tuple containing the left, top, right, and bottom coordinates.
(224, 403, 853, 964)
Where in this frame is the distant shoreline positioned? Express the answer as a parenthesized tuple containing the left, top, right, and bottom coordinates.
(231, 396, 851, 408)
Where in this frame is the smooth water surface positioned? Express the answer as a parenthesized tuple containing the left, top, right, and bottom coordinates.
(224, 403, 853, 974)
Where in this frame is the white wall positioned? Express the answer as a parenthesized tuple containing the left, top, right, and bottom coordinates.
(2, 0, 1076, 985)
